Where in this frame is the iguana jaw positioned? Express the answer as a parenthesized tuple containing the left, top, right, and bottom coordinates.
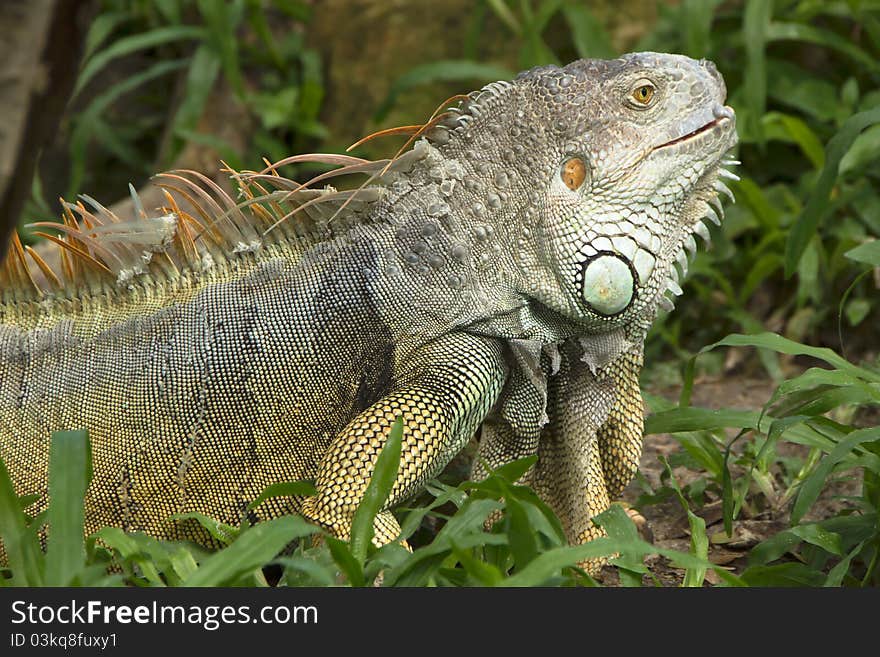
(654, 119, 719, 149)
(652, 107, 735, 151)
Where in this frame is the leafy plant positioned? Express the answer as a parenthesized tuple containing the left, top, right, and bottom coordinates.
(642, 332, 880, 586)
(1, 426, 743, 587)
(0, 430, 119, 586)
(21, 0, 324, 232)
(638, 0, 880, 360)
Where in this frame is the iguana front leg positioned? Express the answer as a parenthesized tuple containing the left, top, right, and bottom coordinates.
(533, 341, 644, 572)
(474, 339, 644, 573)
(472, 340, 553, 482)
(527, 341, 615, 541)
(300, 332, 506, 544)
(596, 346, 644, 500)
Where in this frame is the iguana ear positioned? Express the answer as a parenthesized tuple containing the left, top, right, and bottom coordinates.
(560, 156, 590, 192)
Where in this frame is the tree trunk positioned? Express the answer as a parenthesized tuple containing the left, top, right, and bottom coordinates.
(0, 0, 95, 259)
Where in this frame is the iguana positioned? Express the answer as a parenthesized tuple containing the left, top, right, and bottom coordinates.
(0, 52, 737, 573)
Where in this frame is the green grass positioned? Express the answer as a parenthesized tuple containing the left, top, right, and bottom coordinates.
(0, 425, 738, 587)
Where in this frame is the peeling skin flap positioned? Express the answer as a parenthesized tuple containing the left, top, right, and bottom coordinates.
(578, 328, 633, 375)
(508, 338, 551, 426)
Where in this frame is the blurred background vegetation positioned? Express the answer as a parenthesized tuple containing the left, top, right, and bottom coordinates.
(1, 0, 878, 586)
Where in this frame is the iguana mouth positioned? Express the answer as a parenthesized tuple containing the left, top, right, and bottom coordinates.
(654, 117, 724, 150)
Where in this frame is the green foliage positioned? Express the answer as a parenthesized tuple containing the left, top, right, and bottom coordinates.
(0, 431, 118, 587)
(785, 107, 880, 277)
(0, 432, 744, 588)
(349, 417, 403, 565)
(375, 61, 515, 121)
(641, 0, 880, 355)
(663, 457, 710, 587)
(21, 0, 323, 229)
(641, 332, 880, 587)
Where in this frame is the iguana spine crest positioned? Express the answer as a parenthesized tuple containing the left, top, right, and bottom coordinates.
(0, 86, 497, 305)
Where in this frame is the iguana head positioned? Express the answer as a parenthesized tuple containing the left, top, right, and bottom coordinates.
(434, 52, 738, 339)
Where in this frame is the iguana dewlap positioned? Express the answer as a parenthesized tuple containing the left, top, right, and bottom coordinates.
(0, 53, 737, 572)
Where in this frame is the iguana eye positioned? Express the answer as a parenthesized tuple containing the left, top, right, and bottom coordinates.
(629, 82, 656, 107)
(561, 157, 589, 191)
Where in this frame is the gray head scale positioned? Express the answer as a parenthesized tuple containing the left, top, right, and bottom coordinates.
(434, 52, 737, 339)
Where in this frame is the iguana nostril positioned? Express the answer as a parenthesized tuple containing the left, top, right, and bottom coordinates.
(581, 253, 635, 316)
(713, 105, 734, 120)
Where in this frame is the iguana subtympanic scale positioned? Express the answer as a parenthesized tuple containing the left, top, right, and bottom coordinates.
(0, 53, 737, 572)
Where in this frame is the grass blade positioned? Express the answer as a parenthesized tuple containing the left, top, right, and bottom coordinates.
(597, 504, 649, 586)
(561, 4, 615, 59)
(825, 541, 865, 587)
(645, 407, 760, 434)
(375, 61, 514, 121)
(0, 455, 44, 586)
(383, 499, 504, 587)
(168, 43, 222, 158)
(791, 427, 880, 525)
(784, 107, 880, 276)
(183, 515, 319, 586)
(683, 0, 720, 58)
(766, 22, 879, 72)
(762, 112, 825, 169)
(499, 540, 618, 586)
(845, 240, 880, 266)
(196, 0, 245, 96)
(350, 417, 403, 565)
(740, 563, 825, 586)
(167, 512, 240, 546)
(75, 26, 204, 96)
(90, 527, 166, 586)
(503, 490, 539, 569)
(486, 0, 522, 34)
(743, 0, 771, 142)
(248, 480, 317, 511)
(327, 536, 364, 587)
(662, 458, 708, 587)
(700, 332, 880, 382)
(68, 59, 189, 195)
(45, 430, 93, 586)
(83, 11, 131, 60)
